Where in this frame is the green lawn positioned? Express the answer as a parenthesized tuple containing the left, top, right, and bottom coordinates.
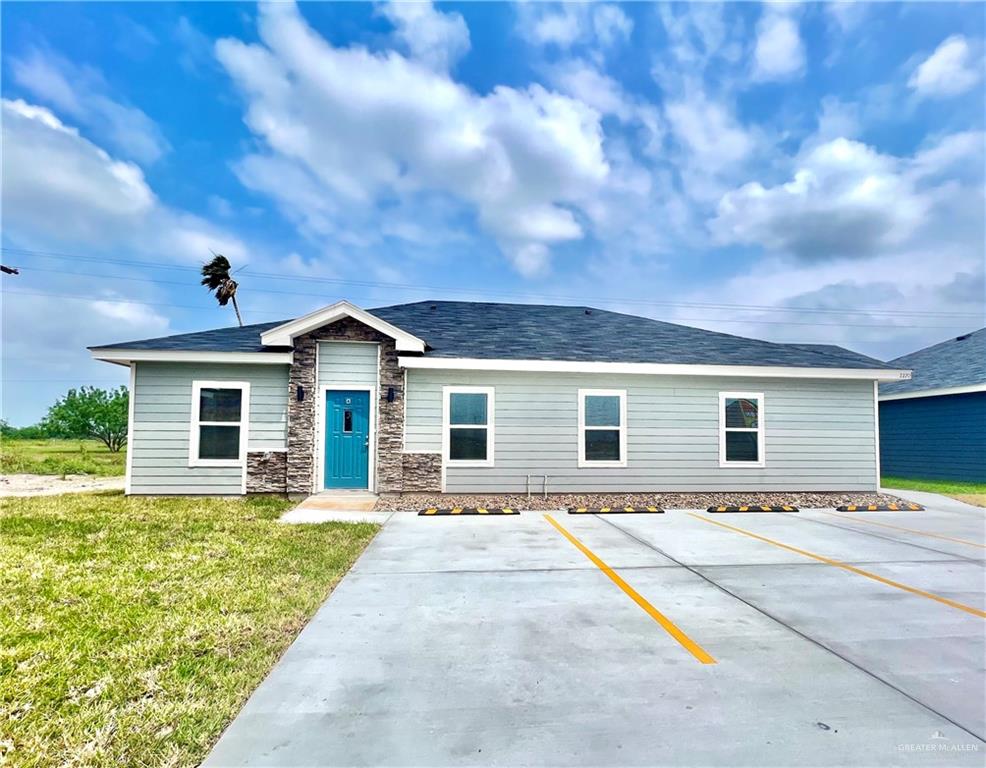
(883, 476, 986, 507)
(0, 439, 126, 477)
(0, 492, 378, 767)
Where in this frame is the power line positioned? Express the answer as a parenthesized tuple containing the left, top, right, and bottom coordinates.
(0, 287, 972, 330)
(1, 244, 980, 321)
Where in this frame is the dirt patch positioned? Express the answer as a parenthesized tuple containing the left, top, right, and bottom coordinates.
(376, 490, 906, 511)
(951, 493, 986, 508)
(0, 474, 125, 497)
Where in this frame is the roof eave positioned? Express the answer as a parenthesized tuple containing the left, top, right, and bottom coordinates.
(89, 348, 293, 365)
(879, 382, 986, 401)
(398, 356, 912, 380)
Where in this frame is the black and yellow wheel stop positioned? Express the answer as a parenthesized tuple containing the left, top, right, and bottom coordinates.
(418, 507, 518, 516)
(707, 505, 799, 513)
(568, 506, 664, 514)
(836, 503, 924, 512)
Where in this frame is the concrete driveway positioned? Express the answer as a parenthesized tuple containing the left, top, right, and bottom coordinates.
(205, 496, 985, 766)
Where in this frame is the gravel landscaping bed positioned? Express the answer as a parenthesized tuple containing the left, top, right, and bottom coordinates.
(375, 490, 906, 511)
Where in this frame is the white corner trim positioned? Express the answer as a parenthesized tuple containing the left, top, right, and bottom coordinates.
(124, 363, 136, 495)
(873, 380, 882, 493)
(577, 388, 627, 468)
(718, 391, 766, 469)
(879, 382, 986, 401)
(399, 356, 911, 381)
(442, 385, 495, 468)
(260, 300, 426, 352)
(188, 382, 251, 486)
(315, 385, 377, 493)
(91, 349, 292, 365)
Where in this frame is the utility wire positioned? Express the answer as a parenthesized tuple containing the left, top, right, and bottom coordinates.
(1, 244, 980, 321)
(0, 287, 972, 330)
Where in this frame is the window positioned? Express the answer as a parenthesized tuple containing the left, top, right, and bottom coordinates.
(578, 389, 627, 467)
(719, 392, 764, 467)
(443, 386, 494, 466)
(189, 381, 250, 467)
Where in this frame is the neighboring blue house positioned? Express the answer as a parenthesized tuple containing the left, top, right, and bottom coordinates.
(879, 328, 986, 483)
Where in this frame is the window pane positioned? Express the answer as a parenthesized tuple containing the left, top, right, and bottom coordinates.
(199, 425, 240, 460)
(343, 410, 353, 433)
(725, 431, 759, 462)
(724, 397, 758, 429)
(449, 427, 487, 461)
(450, 393, 487, 425)
(200, 388, 242, 422)
(585, 429, 620, 461)
(585, 395, 620, 427)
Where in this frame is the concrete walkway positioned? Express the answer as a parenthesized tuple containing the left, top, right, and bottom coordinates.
(279, 491, 392, 524)
(207, 500, 984, 766)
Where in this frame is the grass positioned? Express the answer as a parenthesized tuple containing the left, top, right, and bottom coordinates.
(0, 492, 378, 767)
(0, 439, 126, 477)
(882, 476, 986, 507)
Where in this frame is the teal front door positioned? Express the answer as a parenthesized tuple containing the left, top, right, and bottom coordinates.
(324, 390, 370, 489)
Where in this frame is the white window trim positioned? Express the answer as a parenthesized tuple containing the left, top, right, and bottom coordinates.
(189, 380, 251, 469)
(442, 386, 495, 468)
(719, 391, 765, 468)
(578, 388, 627, 468)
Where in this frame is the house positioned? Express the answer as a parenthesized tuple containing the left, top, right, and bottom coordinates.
(878, 328, 986, 483)
(88, 300, 909, 497)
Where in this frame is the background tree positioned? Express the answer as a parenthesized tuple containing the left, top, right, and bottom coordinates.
(201, 253, 243, 327)
(42, 386, 129, 452)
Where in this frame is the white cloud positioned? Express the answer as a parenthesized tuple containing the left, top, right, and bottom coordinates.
(825, 1, 867, 34)
(378, 1, 470, 71)
(517, 3, 632, 50)
(713, 131, 984, 263)
(216, 1, 609, 275)
(550, 59, 630, 119)
(10, 48, 170, 164)
(2, 290, 170, 424)
(752, 4, 805, 82)
(1, 98, 245, 262)
(909, 35, 982, 99)
(592, 5, 634, 48)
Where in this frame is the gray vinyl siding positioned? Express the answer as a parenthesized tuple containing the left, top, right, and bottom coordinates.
(129, 361, 289, 495)
(405, 369, 878, 492)
(317, 342, 378, 387)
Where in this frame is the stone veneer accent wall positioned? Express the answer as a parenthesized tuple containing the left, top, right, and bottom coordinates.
(285, 316, 435, 494)
(246, 451, 287, 493)
(401, 453, 443, 492)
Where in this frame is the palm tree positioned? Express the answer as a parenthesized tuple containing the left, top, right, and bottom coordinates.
(201, 253, 243, 327)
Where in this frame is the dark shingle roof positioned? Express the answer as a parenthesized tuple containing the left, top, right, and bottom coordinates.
(91, 300, 892, 370)
(880, 328, 986, 396)
(91, 320, 291, 353)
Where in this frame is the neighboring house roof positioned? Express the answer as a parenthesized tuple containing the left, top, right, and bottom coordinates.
(880, 327, 986, 398)
(90, 299, 894, 371)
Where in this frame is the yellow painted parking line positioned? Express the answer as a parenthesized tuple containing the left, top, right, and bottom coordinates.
(544, 515, 716, 664)
(821, 511, 986, 550)
(688, 513, 986, 619)
(424, 508, 437, 515)
(451, 508, 462, 515)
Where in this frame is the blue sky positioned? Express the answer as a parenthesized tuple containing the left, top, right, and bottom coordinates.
(2, 1, 984, 425)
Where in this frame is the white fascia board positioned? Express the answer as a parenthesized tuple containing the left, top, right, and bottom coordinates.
(399, 356, 912, 381)
(879, 383, 986, 401)
(259, 300, 426, 352)
(90, 349, 293, 364)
